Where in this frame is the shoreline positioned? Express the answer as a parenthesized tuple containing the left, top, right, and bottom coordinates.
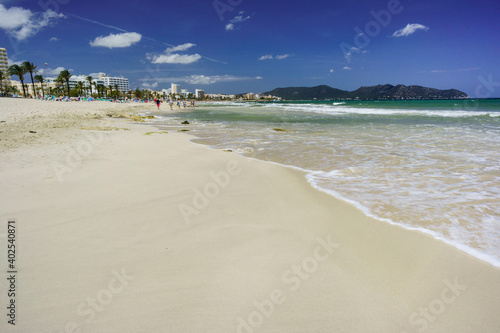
(1, 99, 499, 332)
(188, 133, 500, 269)
(157, 104, 500, 269)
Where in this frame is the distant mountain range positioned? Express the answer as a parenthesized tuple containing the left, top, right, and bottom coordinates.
(263, 84, 468, 100)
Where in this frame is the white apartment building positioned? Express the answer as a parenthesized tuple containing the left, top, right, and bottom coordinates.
(244, 93, 256, 100)
(171, 83, 180, 94)
(51, 73, 128, 92)
(0, 47, 11, 87)
(195, 89, 205, 99)
(7, 67, 130, 96)
(181, 89, 193, 97)
(99, 73, 129, 91)
(68, 75, 104, 90)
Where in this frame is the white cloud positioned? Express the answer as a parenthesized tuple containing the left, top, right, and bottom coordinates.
(348, 46, 359, 53)
(185, 75, 219, 85)
(184, 75, 257, 84)
(7, 59, 23, 66)
(343, 66, 353, 70)
(147, 42, 201, 65)
(420, 67, 481, 73)
(259, 55, 273, 60)
(225, 12, 251, 31)
(39, 66, 67, 76)
(165, 43, 196, 53)
(49, 37, 58, 41)
(275, 54, 290, 60)
(90, 32, 142, 48)
(259, 54, 290, 61)
(142, 82, 159, 89)
(344, 46, 360, 62)
(149, 53, 202, 65)
(392, 23, 429, 37)
(329, 69, 334, 73)
(0, 4, 31, 30)
(0, 4, 64, 41)
(232, 15, 250, 23)
(141, 75, 262, 85)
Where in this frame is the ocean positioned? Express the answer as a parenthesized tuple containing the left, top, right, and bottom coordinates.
(147, 99, 500, 267)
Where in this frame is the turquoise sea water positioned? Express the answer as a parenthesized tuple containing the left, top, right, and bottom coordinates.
(149, 99, 500, 267)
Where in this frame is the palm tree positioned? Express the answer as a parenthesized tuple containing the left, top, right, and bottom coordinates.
(9, 85, 19, 96)
(0, 71, 6, 96)
(97, 84, 106, 98)
(76, 81, 85, 96)
(101, 85, 106, 98)
(22, 61, 37, 98)
(34, 74, 45, 97)
(8, 64, 28, 97)
(114, 84, 120, 99)
(134, 88, 142, 99)
(58, 70, 72, 96)
(86, 76, 93, 96)
(55, 76, 65, 93)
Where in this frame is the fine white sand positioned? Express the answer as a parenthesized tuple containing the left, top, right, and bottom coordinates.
(0, 98, 499, 332)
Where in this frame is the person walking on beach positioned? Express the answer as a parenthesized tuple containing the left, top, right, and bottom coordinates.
(177, 101, 181, 108)
(169, 99, 173, 110)
(155, 98, 161, 109)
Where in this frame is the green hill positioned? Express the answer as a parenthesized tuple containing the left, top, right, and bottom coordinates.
(263, 84, 468, 100)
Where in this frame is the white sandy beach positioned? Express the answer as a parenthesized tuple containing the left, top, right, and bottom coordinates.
(0, 98, 499, 332)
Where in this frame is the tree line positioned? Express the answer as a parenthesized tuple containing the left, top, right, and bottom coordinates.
(0, 61, 215, 101)
(1, 62, 128, 99)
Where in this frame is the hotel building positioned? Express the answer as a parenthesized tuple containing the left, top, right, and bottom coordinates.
(98, 73, 129, 91)
(0, 47, 11, 88)
(195, 89, 205, 99)
(171, 83, 180, 94)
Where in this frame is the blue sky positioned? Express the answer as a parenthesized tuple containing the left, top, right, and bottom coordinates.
(1, 0, 499, 97)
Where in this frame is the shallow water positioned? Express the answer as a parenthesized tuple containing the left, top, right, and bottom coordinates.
(148, 99, 500, 267)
